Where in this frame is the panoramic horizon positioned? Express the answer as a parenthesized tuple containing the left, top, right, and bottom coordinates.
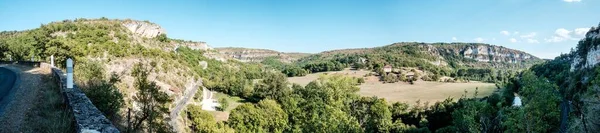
(1, 0, 600, 59)
(1, 0, 600, 133)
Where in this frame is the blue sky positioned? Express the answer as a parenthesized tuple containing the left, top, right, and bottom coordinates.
(1, 0, 599, 59)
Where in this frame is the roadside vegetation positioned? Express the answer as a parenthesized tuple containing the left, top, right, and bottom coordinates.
(24, 70, 74, 133)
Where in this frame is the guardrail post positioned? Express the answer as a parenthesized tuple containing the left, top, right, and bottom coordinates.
(67, 58, 73, 89)
(51, 55, 55, 67)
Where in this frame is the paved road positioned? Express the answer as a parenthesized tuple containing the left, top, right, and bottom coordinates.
(559, 99, 570, 133)
(0, 67, 17, 114)
(0, 67, 16, 103)
(169, 80, 200, 132)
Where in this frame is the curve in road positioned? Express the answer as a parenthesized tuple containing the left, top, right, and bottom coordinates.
(0, 67, 18, 114)
(0, 67, 17, 102)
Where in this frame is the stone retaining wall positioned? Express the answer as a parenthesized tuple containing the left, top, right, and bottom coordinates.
(47, 63, 120, 133)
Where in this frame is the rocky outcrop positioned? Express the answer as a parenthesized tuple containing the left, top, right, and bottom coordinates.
(459, 45, 533, 63)
(122, 20, 165, 38)
(571, 26, 600, 71)
(216, 47, 309, 63)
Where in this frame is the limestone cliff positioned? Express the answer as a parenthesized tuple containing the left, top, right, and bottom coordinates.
(570, 26, 600, 71)
(215, 47, 310, 63)
(122, 20, 166, 38)
(448, 44, 534, 63)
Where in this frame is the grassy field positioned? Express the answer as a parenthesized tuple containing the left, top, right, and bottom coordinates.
(288, 69, 497, 105)
(210, 92, 246, 121)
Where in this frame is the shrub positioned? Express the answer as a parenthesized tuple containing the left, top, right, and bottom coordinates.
(156, 33, 168, 42)
(218, 97, 229, 111)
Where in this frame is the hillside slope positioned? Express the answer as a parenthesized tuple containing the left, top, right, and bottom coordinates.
(529, 24, 600, 132)
(290, 42, 543, 83)
(302, 42, 541, 69)
(215, 47, 310, 63)
(0, 18, 269, 132)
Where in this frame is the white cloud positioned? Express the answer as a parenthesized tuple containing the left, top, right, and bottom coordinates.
(500, 31, 511, 36)
(509, 38, 518, 43)
(452, 37, 457, 41)
(574, 28, 590, 36)
(545, 36, 567, 43)
(563, 0, 581, 2)
(520, 32, 537, 38)
(556, 28, 572, 38)
(474, 37, 485, 43)
(513, 31, 520, 35)
(492, 38, 496, 41)
(526, 39, 540, 43)
(545, 28, 580, 43)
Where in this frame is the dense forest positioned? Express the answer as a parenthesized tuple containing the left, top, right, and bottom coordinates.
(1, 18, 598, 133)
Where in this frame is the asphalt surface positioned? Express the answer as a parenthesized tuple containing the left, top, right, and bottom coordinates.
(0, 67, 17, 103)
(0, 67, 17, 115)
(169, 81, 200, 133)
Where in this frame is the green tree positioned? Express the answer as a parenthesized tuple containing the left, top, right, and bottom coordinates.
(186, 105, 234, 133)
(218, 97, 228, 111)
(127, 62, 172, 133)
(252, 72, 290, 102)
(156, 34, 168, 42)
(291, 75, 363, 133)
(76, 61, 124, 120)
(505, 71, 561, 132)
(451, 99, 487, 133)
(349, 96, 393, 133)
(228, 100, 288, 133)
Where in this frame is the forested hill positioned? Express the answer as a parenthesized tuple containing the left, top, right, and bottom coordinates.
(270, 42, 543, 83)
(300, 42, 541, 69)
(215, 47, 310, 63)
(0, 18, 281, 132)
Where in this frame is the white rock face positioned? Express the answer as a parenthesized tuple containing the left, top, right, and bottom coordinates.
(571, 27, 600, 71)
(461, 45, 531, 63)
(586, 47, 600, 68)
(570, 47, 600, 72)
(123, 21, 166, 38)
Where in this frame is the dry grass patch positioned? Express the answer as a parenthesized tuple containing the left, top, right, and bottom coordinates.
(23, 67, 75, 133)
(359, 80, 496, 105)
(288, 69, 497, 105)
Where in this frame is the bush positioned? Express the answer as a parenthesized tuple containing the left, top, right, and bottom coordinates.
(218, 97, 229, 111)
(156, 34, 168, 42)
(382, 73, 399, 83)
(75, 61, 124, 119)
(357, 77, 365, 84)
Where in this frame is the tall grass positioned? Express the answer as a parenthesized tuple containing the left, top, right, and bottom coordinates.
(24, 74, 74, 133)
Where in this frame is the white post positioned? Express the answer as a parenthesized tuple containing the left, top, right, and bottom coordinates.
(66, 58, 74, 89)
(31, 55, 34, 61)
(9, 55, 11, 61)
(50, 55, 55, 67)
